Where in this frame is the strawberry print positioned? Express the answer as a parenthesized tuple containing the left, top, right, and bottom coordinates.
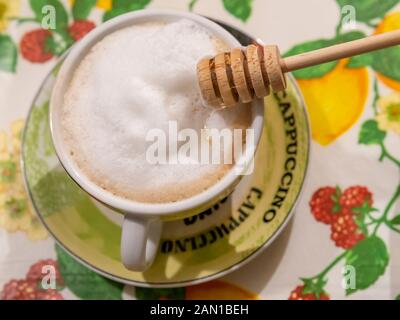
(289, 285, 330, 300)
(36, 289, 64, 300)
(1, 280, 37, 300)
(68, 20, 96, 41)
(330, 207, 365, 249)
(309, 187, 340, 224)
(26, 259, 64, 289)
(339, 186, 373, 210)
(20, 29, 53, 63)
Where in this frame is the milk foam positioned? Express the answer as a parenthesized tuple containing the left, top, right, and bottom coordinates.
(62, 19, 251, 203)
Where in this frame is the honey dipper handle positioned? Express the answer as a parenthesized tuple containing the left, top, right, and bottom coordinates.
(197, 29, 400, 108)
(282, 29, 400, 72)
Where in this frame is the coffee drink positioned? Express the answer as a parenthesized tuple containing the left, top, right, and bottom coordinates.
(61, 19, 251, 203)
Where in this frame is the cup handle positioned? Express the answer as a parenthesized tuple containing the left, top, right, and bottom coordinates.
(121, 215, 162, 271)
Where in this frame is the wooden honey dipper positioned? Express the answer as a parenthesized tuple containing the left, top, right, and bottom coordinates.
(197, 29, 400, 108)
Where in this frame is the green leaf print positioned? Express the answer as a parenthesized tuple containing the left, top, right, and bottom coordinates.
(188, 0, 198, 11)
(45, 30, 73, 56)
(0, 34, 18, 73)
(103, 0, 151, 22)
(370, 46, 400, 82)
(389, 214, 400, 226)
(32, 169, 86, 217)
(336, 0, 400, 24)
(345, 236, 389, 295)
(113, 0, 151, 8)
(103, 7, 127, 22)
(223, 0, 252, 22)
(334, 6, 400, 81)
(72, 0, 97, 21)
(284, 31, 366, 79)
(56, 245, 123, 300)
(359, 120, 386, 146)
(335, 31, 366, 42)
(284, 39, 336, 79)
(24, 102, 50, 186)
(347, 53, 374, 68)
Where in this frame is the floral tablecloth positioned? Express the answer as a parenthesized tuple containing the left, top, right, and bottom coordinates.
(0, 0, 399, 300)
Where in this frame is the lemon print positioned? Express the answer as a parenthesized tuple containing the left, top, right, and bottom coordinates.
(185, 280, 258, 300)
(69, 0, 111, 11)
(297, 59, 369, 145)
(0, 0, 20, 32)
(374, 12, 400, 92)
(96, 0, 112, 10)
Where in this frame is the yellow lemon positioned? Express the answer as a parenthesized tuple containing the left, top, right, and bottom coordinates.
(297, 59, 369, 145)
(96, 0, 112, 10)
(69, 0, 111, 11)
(0, 0, 20, 32)
(374, 12, 400, 92)
(185, 280, 258, 300)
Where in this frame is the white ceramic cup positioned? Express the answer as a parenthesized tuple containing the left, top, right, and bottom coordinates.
(50, 10, 264, 272)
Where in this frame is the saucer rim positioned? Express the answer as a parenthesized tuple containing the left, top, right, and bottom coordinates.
(21, 19, 311, 288)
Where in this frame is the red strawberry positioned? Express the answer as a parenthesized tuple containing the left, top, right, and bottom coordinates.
(1, 280, 37, 300)
(26, 259, 64, 289)
(68, 20, 96, 41)
(20, 29, 53, 63)
(340, 186, 373, 210)
(330, 207, 365, 249)
(289, 285, 330, 300)
(309, 187, 340, 224)
(36, 289, 64, 300)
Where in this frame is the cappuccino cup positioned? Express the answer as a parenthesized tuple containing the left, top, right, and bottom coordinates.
(50, 10, 264, 271)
